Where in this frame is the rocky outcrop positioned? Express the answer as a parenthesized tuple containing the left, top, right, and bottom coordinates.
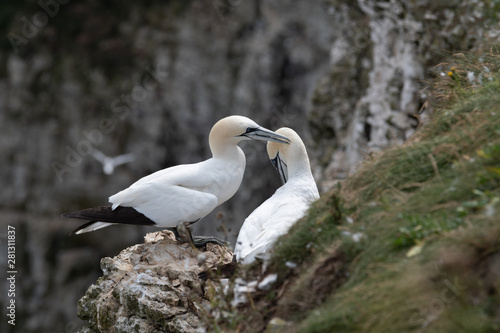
(77, 230, 232, 333)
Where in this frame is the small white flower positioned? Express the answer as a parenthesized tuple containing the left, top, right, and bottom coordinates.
(467, 71, 475, 83)
(351, 232, 364, 243)
(258, 274, 278, 291)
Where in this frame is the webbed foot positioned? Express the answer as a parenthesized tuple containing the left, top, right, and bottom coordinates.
(192, 235, 228, 247)
(172, 222, 228, 248)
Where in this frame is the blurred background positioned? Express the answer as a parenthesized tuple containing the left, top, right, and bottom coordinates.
(0, 0, 498, 332)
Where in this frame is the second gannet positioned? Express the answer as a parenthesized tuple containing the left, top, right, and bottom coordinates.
(234, 127, 319, 263)
(62, 115, 290, 247)
(90, 148, 135, 175)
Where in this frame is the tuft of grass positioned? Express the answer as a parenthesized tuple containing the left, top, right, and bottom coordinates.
(289, 43, 500, 332)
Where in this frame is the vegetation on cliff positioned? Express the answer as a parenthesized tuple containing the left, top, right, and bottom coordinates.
(206, 43, 500, 332)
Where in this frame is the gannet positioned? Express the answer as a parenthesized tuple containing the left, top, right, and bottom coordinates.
(234, 127, 319, 263)
(90, 148, 135, 175)
(62, 116, 290, 246)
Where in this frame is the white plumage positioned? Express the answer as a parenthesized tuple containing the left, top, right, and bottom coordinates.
(108, 157, 238, 226)
(63, 116, 290, 242)
(234, 127, 319, 264)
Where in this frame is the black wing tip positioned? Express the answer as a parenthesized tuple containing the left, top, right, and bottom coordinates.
(62, 206, 156, 234)
(60, 206, 112, 219)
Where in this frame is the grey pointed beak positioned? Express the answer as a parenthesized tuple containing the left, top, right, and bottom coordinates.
(242, 127, 291, 144)
(270, 152, 288, 184)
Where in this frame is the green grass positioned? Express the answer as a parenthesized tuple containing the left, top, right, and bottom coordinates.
(205, 44, 500, 333)
(287, 44, 500, 332)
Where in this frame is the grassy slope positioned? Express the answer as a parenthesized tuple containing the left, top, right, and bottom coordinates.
(208, 45, 500, 332)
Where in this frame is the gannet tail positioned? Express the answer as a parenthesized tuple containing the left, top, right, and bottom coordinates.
(61, 206, 156, 235)
(70, 221, 115, 235)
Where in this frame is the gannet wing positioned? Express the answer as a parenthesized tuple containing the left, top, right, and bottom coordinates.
(126, 161, 204, 188)
(64, 182, 219, 233)
(112, 153, 136, 166)
(234, 197, 277, 261)
(235, 191, 309, 262)
(109, 182, 219, 227)
(90, 148, 107, 163)
(62, 206, 156, 235)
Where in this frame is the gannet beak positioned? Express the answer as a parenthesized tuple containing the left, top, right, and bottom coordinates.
(241, 127, 291, 144)
(270, 152, 288, 184)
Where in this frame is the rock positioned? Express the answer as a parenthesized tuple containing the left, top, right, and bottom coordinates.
(77, 230, 233, 333)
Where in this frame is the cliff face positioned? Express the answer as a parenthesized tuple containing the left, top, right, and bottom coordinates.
(309, 0, 496, 186)
(1, 0, 498, 332)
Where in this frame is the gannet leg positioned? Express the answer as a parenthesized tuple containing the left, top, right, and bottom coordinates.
(173, 221, 228, 247)
(173, 221, 195, 244)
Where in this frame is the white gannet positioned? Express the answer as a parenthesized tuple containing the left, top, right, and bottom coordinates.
(62, 115, 290, 246)
(90, 148, 136, 175)
(234, 127, 319, 263)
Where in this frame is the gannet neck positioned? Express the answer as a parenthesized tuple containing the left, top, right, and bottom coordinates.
(287, 143, 313, 180)
(210, 139, 245, 160)
(209, 132, 244, 160)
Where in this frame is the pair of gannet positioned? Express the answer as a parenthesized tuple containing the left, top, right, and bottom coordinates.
(62, 116, 290, 246)
(234, 127, 319, 264)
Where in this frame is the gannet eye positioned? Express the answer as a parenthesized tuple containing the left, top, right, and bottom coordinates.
(239, 127, 257, 137)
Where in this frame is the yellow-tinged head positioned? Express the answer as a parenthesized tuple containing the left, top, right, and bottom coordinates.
(209, 115, 290, 157)
(267, 127, 310, 184)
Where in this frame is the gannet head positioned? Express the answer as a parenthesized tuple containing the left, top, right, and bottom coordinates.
(209, 116, 290, 157)
(267, 127, 310, 184)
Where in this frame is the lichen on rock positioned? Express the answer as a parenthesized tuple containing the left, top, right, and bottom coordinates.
(77, 230, 233, 333)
